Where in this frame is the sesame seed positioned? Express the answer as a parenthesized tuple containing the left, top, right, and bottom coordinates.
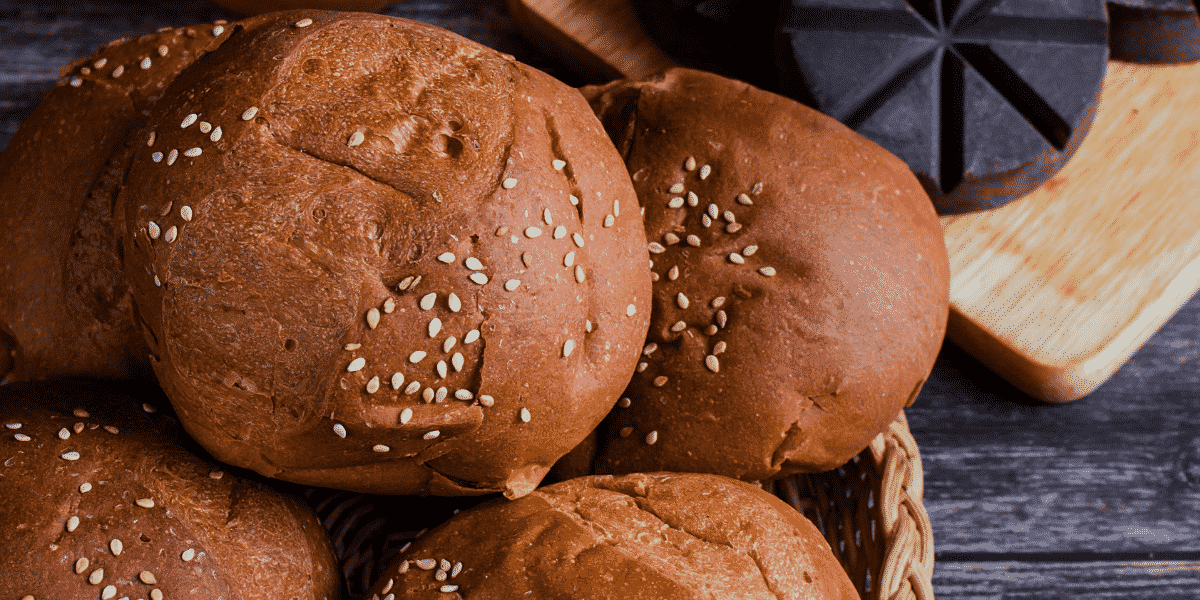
(438, 252, 455, 263)
(423, 430, 440, 440)
(464, 330, 480, 344)
(495, 226, 509, 236)
(699, 164, 712, 179)
(648, 242, 666, 254)
(668, 265, 679, 281)
(717, 310, 728, 328)
(572, 233, 585, 248)
(184, 147, 202, 158)
(664, 233, 680, 245)
(687, 191, 699, 207)
(729, 253, 745, 264)
(452, 561, 463, 577)
(212, 24, 225, 35)
(520, 407, 532, 422)
(420, 293, 437, 310)
(136, 498, 155, 508)
(469, 273, 489, 285)
(543, 208, 553, 225)
(158, 45, 169, 56)
(111, 65, 124, 78)
(140, 571, 157, 585)
(668, 197, 685, 209)
(701, 214, 712, 228)
(79, 482, 92, 493)
(707, 204, 719, 219)
(429, 318, 442, 337)
(94, 58, 107, 69)
(520, 252, 533, 268)
(752, 182, 764, 194)
(643, 343, 658, 355)
(586, 319, 594, 332)
(504, 279, 520, 291)
(400, 407, 413, 424)
(405, 381, 421, 395)
(524, 226, 542, 238)
(180, 205, 193, 221)
(344, 343, 362, 351)
(455, 389, 473, 401)
(182, 548, 195, 561)
(575, 266, 585, 283)
(618, 397, 633, 408)
(383, 297, 396, 313)
(69, 76, 83, 87)
(677, 293, 691, 309)
(479, 395, 495, 407)
(366, 376, 380, 394)
(444, 337, 457, 352)
(646, 430, 660, 445)
(447, 293, 461, 312)
(242, 107, 259, 120)
(671, 321, 687, 332)
(603, 214, 615, 228)
(62, 451, 80, 461)
(163, 225, 178, 243)
(653, 376, 668, 387)
(669, 183, 685, 194)
(714, 341, 727, 354)
(89, 568, 104, 584)
(398, 276, 415, 291)
(436, 387, 448, 403)
(67, 516, 79, 532)
(210, 126, 222, 142)
(712, 296, 726, 308)
(150, 590, 162, 600)
(151, 152, 163, 163)
(503, 177, 518, 189)
(627, 304, 636, 316)
(58, 428, 70, 440)
(570, 194, 580, 206)
(391, 372, 405, 389)
(76, 558, 89, 573)
(347, 131, 365, 147)
(140, 57, 151, 70)
(409, 351, 427, 363)
(110, 539, 123, 556)
(181, 113, 198, 128)
(759, 266, 777, 277)
(103, 424, 119, 434)
(441, 585, 459, 593)
(74, 423, 84, 434)
(684, 156, 696, 171)
(723, 211, 736, 223)
(553, 225, 566, 239)
(373, 444, 390, 453)
(295, 17, 314, 27)
(347, 357, 366, 372)
(3, 423, 18, 429)
(563, 251, 576, 267)
(209, 470, 224, 479)
(166, 149, 178, 165)
(743, 245, 758, 256)
(553, 159, 566, 170)
(705, 355, 720, 373)
(563, 339, 575, 357)
(686, 235, 701, 247)
(102, 586, 116, 600)
(437, 360, 448, 379)
(153, 275, 161, 287)
(416, 559, 438, 570)
(333, 423, 347, 438)
(619, 427, 634, 437)
(367, 307, 381, 329)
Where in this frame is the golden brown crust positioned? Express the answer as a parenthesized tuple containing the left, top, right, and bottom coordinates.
(0, 379, 342, 599)
(368, 472, 859, 599)
(584, 68, 950, 480)
(115, 11, 651, 497)
(0, 21, 236, 382)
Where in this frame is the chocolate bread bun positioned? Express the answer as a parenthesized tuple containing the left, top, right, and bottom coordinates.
(584, 68, 949, 481)
(0, 21, 235, 382)
(114, 11, 652, 497)
(367, 472, 858, 599)
(0, 379, 342, 599)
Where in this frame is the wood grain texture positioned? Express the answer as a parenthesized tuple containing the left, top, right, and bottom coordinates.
(502, 0, 1200, 406)
(933, 560, 1200, 599)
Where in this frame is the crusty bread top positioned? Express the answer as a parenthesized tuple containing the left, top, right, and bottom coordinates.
(115, 11, 651, 497)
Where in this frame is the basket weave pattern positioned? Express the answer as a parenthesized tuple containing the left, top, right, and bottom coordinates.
(769, 411, 935, 600)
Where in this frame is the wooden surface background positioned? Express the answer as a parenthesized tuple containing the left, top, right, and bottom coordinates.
(3, 1, 1200, 597)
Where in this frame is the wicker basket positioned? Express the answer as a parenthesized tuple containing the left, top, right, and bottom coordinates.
(767, 411, 935, 600)
(308, 410, 934, 599)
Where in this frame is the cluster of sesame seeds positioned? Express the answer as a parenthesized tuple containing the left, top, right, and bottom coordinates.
(379, 556, 464, 596)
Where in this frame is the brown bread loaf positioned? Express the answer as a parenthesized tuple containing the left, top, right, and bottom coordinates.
(0, 379, 342, 599)
(114, 11, 652, 498)
(583, 68, 950, 481)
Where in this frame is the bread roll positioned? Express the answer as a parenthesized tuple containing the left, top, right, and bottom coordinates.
(114, 11, 652, 497)
(0, 379, 342, 599)
(368, 472, 858, 599)
(0, 21, 235, 382)
(584, 68, 949, 480)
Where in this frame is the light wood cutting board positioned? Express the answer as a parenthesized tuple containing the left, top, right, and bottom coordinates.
(507, 0, 1200, 403)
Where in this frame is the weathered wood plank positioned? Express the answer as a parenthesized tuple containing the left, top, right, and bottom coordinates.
(932, 559, 1200, 599)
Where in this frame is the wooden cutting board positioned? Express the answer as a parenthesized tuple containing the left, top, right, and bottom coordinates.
(508, 0, 1200, 403)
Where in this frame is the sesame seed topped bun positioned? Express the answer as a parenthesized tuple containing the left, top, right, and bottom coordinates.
(114, 11, 652, 498)
(584, 68, 949, 481)
(366, 472, 859, 599)
(0, 379, 342, 599)
(0, 20, 237, 383)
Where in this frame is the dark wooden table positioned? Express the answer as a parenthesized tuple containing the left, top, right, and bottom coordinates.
(4, 1, 1199, 597)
